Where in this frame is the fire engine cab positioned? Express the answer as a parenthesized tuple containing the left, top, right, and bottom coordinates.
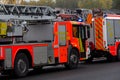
(0, 4, 90, 77)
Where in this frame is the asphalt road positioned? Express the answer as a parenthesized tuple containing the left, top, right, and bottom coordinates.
(1, 61, 120, 80)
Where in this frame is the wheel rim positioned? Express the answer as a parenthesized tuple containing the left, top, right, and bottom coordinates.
(18, 59, 27, 73)
(70, 54, 78, 64)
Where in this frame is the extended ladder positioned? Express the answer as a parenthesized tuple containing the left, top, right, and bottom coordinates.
(0, 4, 56, 21)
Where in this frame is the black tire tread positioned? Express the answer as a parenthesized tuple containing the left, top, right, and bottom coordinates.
(14, 53, 29, 77)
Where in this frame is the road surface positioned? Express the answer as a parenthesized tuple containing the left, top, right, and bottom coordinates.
(1, 61, 120, 80)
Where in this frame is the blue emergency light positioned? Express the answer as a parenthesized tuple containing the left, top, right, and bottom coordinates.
(78, 18, 83, 22)
(103, 14, 107, 18)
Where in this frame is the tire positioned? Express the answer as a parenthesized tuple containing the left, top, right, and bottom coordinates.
(14, 53, 29, 77)
(117, 45, 120, 61)
(107, 53, 116, 62)
(65, 49, 79, 69)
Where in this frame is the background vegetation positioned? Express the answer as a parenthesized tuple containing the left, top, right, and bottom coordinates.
(23, 0, 120, 9)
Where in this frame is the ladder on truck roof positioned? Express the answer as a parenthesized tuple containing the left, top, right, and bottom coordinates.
(0, 4, 56, 21)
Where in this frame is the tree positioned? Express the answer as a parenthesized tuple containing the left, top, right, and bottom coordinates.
(78, 0, 94, 9)
(113, 0, 120, 9)
(55, 0, 78, 9)
(23, 0, 55, 7)
(38, 0, 55, 7)
(78, 0, 112, 9)
(99, 0, 112, 9)
(23, 1, 37, 5)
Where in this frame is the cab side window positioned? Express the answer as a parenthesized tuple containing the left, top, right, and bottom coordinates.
(72, 26, 79, 38)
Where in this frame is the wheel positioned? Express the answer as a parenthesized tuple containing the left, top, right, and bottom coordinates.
(107, 54, 113, 62)
(14, 53, 29, 77)
(65, 49, 79, 69)
(107, 53, 116, 62)
(117, 45, 120, 61)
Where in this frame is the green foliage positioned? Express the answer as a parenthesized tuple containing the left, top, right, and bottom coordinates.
(23, 0, 120, 10)
(55, 0, 78, 9)
(112, 0, 120, 9)
(78, 0, 112, 9)
(37, 0, 55, 7)
(23, 0, 55, 7)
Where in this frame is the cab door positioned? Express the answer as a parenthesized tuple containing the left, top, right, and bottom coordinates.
(72, 25, 86, 58)
(53, 22, 68, 63)
(58, 24, 68, 63)
(79, 26, 86, 58)
(79, 25, 90, 59)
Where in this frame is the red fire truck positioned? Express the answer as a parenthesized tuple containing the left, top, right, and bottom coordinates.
(0, 4, 90, 77)
(88, 12, 120, 62)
